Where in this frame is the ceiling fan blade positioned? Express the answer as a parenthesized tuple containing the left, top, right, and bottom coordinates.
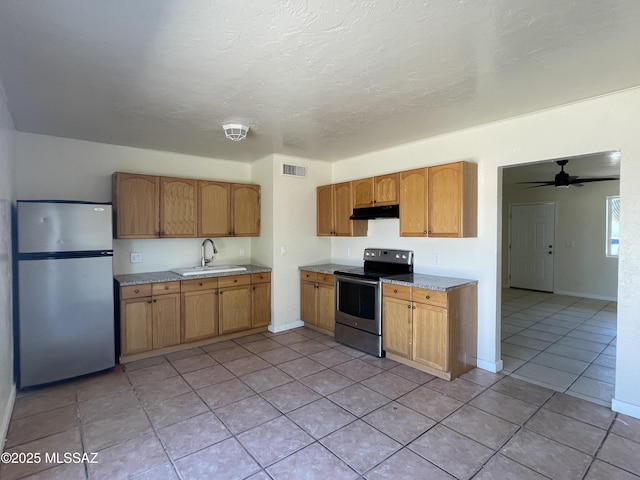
(517, 181, 556, 184)
(570, 177, 619, 183)
(525, 183, 556, 188)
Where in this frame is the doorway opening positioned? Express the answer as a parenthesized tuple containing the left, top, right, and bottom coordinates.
(499, 151, 620, 406)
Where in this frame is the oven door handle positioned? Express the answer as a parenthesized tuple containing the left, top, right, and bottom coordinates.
(334, 274, 380, 287)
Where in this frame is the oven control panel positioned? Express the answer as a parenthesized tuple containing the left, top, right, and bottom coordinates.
(363, 248, 413, 265)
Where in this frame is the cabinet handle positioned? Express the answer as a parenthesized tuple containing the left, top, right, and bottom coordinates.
(233, 279, 238, 283)
(134, 289, 140, 293)
(412, 305, 416, 309)
(153, 299, 157, 303)
(407, 304, 411, 309)
(219, 291, 223, 295)
(428, 230, 432, 235)
(147, 300, 152, 304)
(394, 289, 398, 294)
(164, 285, 169, 290)
(199, 282, 203, 286)
(423, 231, 428, 235)
(425, 295, 430, 299)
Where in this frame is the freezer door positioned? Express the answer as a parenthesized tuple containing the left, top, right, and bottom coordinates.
(17, 201, 113, 253)
(18, 255, 115, 387)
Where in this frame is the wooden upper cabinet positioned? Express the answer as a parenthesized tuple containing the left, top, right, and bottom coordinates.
(428, 161, 477, 238)
(160, 177, 197, 237)
(316, 182, 367, 237)
(317, 184, 334, 236)
(333, 182, 355, 236)
(399, 168, 428, 237)
(353, 174, 399, 208)
(113, 172, 160, 239)
(353, 178, 374, 208)
(232, 184, 260, 236)
(374, 173, 399, 206)
(199, 181, 231, 237)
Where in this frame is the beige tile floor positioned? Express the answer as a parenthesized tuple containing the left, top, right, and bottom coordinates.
(501, 288, 617, 406)
(3, 326, 639, 480)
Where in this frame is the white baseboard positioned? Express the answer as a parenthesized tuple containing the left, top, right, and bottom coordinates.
(476, 358, 504, 373)
(1, 384, 16, 452)
(553, 289, 617, 302)
(268, 320, 304, 334)
(612, 398, 640, 420)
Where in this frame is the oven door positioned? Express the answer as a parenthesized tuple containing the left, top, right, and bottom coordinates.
(334, 274, 381, 335)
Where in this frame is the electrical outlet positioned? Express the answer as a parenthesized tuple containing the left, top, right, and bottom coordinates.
(280, 245, 287, 256)
(432, 254, 440, 265)
(239, 248, 245, 257)
(130, 252, 143, 263)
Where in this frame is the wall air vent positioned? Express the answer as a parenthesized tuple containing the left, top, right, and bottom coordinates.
(281, 163, 307, 178)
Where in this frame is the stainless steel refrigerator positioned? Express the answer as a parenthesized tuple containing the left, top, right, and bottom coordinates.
(15, 200, 115, 388)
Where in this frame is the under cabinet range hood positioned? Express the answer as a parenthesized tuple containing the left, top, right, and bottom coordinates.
(349, 204, 399, 220)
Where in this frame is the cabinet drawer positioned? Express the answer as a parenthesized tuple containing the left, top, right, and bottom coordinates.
(218, 274, 251, 288)
(413, 288, 447, 308)
(181, 277, 218, 292)
(121, 284, 152, 300)
(317, 273, 334, 286)
(151, 281, 181, 296)
(300, 270, 318, 282)
(252, 272, 271, 284)
(382, 283, 411, 301)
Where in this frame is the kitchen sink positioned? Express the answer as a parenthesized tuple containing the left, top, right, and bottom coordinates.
(171, 265, 248, 276)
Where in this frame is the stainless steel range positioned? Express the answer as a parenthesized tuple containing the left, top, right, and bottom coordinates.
(334, 248, 413, 357)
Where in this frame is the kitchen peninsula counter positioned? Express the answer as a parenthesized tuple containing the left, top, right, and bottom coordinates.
(382, 273, 477, 292)
(298, 263, 355, 274)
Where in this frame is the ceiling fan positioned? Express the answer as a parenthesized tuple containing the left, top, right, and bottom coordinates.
(518, 159, 619, 188)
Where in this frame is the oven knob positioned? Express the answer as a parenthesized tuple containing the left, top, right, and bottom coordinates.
(395, 254, 400, 258)
(402, 254, 406, 259)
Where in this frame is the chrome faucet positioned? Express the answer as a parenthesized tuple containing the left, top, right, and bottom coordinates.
(201, 238, 218, 267)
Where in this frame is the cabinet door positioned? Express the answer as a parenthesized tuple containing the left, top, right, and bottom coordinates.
(413, 303, 448, 371)
(113, 173, 159, 239)
(382, 296, 412, 358)
(399, 168, 428, 237)
(374, 173, 399, 206)
(333, 182, 354, 236)
(121, 297, 153, 355)
(152, 293, 181, 349)
(428, 163, 463, 238)
(232, 184, 260, 236)
(199, 181, 231, 237)
(219, 285, 252, 334)
(160, 177, 198, 237)
(300, 281, 318, 325)
(316, 284, 335, 332)
(252, 282, 271, 328)
(182, 290, 218, 342)
(352, 178, 374, 208)
(317, 184, 334, 236)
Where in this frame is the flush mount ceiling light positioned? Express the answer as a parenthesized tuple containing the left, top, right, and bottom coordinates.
(222, 123, 249, 141)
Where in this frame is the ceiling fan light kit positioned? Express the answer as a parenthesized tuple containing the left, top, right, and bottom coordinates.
(222, 123, 249, 141)
(518, 159, 619, 188)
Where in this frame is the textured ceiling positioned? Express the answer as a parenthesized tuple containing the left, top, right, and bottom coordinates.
(0, 0, 639, 162)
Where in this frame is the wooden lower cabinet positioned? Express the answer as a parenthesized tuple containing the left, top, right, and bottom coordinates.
(120, 282, 181, 355)
(119, 271, 271, 359)
(300, 270, 335, 333)
(181, 277, 219, 342)
(382, 282, 477, 380)
(251, 272, 271, 328)
(219, 274, 252, 334)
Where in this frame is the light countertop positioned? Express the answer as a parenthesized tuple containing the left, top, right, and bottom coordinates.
(115, 264, 271, 286)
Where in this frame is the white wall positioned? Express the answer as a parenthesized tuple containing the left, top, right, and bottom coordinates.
(330, 88, 640, 417)
(255, 154, 332, 330)
(502, 180, 619, 300)
(0, 78, 15, 449)
(13, 133, 254, 274)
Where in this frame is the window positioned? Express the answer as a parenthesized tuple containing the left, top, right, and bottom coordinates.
(606, 196, 620, 257)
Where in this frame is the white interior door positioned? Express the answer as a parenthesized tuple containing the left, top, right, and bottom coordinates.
(509, 203, 555, 292)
